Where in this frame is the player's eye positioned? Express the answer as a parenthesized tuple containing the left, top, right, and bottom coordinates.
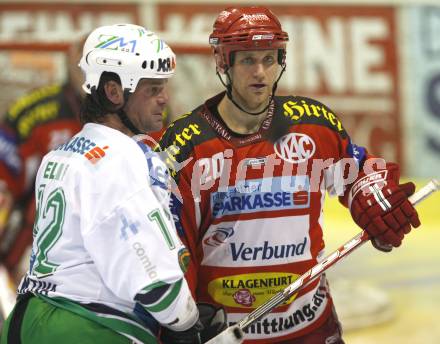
(263, 55, 275, 65)
(240, 57, 254, 65)
(149, 86, 163, 96)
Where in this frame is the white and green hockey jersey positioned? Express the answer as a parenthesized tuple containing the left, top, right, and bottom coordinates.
(17, 123, 197, 342)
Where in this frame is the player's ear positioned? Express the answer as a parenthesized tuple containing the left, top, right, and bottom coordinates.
(103, 80, 124, 106)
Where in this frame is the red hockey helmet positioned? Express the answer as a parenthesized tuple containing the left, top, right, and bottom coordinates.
(209, 6, 289, 70)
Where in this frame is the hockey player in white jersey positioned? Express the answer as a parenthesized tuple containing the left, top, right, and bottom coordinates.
(0, 24, 230, 344)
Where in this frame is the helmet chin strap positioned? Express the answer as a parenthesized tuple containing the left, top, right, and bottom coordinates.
(117, 89, 143, 135)
(216, 65, 286, 116)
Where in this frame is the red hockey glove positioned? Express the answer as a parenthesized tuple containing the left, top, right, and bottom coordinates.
(349, 170, 421, 252)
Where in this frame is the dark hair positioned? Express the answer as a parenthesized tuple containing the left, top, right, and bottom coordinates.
(80, 72, 122, 124)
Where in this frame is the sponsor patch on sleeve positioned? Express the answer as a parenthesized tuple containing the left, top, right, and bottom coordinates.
(347, 142, 366, 167)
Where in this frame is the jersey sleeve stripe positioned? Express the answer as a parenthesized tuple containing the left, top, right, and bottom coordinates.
(142, 278, 183, 313)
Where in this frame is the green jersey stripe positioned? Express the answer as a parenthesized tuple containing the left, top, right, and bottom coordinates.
(143, 279, 183, 313)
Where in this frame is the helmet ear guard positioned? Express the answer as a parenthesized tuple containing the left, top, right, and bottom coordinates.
(212, 46, 228, 73)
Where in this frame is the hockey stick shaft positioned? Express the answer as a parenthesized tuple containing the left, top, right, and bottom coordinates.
(236, 179, 439, 330)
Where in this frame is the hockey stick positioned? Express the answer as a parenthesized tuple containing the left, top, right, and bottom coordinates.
(208, 179, 439, 343)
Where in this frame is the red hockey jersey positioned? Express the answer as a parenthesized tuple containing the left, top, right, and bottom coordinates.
(158, 92, 367, 342)
(0, 83, 82, 271)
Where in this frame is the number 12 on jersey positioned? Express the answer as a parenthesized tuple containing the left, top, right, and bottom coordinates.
(31, 184, 66, 277)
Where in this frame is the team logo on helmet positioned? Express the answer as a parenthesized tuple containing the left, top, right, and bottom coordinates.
(94, 35, 137, 53)
(242, 13, 270, 22)
(217, 10, 231, 23)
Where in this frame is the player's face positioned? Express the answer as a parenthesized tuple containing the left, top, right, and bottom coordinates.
(229, 50, 280, 112)
(125, 78, 169, 133)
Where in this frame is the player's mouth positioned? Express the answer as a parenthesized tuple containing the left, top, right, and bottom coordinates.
(249, 83, 267, 91)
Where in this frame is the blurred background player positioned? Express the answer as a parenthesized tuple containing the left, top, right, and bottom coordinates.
(0, 37, 84, 286)
(158, 6, 421, 343)
(0, 23, 233, 344)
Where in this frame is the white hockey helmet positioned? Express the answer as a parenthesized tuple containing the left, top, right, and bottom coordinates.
(79, 24, 176, 94)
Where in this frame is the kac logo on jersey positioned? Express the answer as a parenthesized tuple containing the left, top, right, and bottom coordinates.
(274, 133, 315, 163)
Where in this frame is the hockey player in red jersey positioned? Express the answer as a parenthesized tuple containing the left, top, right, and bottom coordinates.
(0, 38, 84, 284)
(158, 6, 421, 343)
